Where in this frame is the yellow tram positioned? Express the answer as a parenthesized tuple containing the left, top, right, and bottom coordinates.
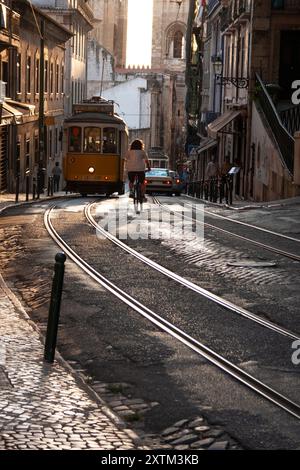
(63, 99, 128, 196)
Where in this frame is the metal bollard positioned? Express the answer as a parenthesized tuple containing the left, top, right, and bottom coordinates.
(25, 170, 30, 202)
(44, 253, 66, 363)
(32, 178, 36, 200)
(15, 174, 20, 203)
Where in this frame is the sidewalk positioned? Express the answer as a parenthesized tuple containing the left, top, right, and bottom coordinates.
(0, 275, 138, 450)
(0, 192, 66, 213)
(185, 193, 300, 211)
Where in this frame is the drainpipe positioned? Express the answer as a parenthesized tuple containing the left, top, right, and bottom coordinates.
(244, 0, 254, 199)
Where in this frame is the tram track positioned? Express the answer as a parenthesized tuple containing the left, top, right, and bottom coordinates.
(44, 202, 300, 422)
(153, 197, 300, 263)
(85, 201, 299, 341)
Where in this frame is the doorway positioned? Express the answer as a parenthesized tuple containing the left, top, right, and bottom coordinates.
(279, 31, 300, 99)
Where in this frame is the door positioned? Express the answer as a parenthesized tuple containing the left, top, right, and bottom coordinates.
(279, 31, 300, 99)
(0, 126, 8, 192)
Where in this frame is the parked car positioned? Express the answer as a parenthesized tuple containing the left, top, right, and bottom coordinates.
(145, 169, 182, 195)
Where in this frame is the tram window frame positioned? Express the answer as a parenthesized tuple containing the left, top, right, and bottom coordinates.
(84, 127, 102, 153)
(68, 126, 82, 153)
(102, 127, 118, 154)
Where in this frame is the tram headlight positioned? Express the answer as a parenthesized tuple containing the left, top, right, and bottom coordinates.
(89, 167, 95, 174)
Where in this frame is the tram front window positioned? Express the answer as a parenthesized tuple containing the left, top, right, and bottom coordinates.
(69, 127, 82, 152)
(84, 127, 101, 153)
(103, 127, 117, 153)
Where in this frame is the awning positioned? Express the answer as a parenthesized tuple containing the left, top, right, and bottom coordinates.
(1, 102, 23, 124)
(5, 99, 35, 116)
(1, 100, 36, 125)
(208, 110, 241, 139)
(197, 138, 217, 154)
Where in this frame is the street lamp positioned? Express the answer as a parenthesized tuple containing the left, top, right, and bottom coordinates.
(212, 56, 249, 89)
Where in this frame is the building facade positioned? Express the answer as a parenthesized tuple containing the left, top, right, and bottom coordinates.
(192, 0, 300, 201)
(87, 0, 128, 99)
(0, 0, 71, 193)
(32, 0, 94, 115)
(151, 0, 189, 169)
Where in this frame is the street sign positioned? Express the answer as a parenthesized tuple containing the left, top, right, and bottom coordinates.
(228, 166, 240, 175)
(189, 146, 199, 160)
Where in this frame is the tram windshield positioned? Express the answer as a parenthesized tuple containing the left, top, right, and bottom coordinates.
(84, 127, 101, 153)
(68, 126, 120, 154)
(103, 128, 118, 153)
(68, 127, 82, 152)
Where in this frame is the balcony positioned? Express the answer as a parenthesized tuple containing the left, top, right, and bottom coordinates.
(0, 7, 20, 50)
(220, 0, 251, 33)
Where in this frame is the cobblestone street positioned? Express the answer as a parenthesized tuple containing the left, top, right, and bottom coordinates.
(0, 275, 137, 450)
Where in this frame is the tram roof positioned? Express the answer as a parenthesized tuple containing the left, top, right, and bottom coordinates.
(65, 112, 126, 126)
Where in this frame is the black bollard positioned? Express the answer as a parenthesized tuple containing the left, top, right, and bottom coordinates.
(32, 178, 36, 200)
(25, 170, 30, 202)
(15, 174, 19, 203)
(44, 253, 66, 363)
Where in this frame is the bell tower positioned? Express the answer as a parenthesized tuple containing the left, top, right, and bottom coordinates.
(151, 0, 189, 71)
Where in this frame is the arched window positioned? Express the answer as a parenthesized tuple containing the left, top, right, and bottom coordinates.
(173, 31, 183, 59)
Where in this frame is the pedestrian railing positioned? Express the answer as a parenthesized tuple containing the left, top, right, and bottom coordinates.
(255, 73, 294, 174)
(186, 176, 233, 205)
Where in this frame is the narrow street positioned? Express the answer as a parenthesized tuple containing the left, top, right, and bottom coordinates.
(1, 194, 300, 450)
(1, 0, 300, 458)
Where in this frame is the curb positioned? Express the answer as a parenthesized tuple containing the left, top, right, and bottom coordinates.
(0, 194, 75, 216)
(183, 194, 300, 211)
(183, 194, 264, 211)
(0, 272, 142, 446)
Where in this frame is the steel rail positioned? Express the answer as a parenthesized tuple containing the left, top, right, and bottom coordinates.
(44, 205, 300, 421)
(204, 207, 300, 243)
(154, 197, 300, 262)
(86, 202, 299, 342)
(44, 206, 300, 419)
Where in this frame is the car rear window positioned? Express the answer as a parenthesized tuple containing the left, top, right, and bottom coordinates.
(147, 169, 169, 177)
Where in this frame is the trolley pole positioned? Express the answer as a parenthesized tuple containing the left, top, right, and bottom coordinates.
(44, 253, 66, 363)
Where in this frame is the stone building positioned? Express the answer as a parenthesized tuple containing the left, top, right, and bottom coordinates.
(87, 0, 128, 98)
(194, 0, 300, 201)
(32, 0, 94, 115)
(87, 0, 188, 170)
(0, 0, 72, 192)
(151, 0, 189, 169)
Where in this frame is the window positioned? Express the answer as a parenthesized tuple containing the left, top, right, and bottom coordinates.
(16, 53, 21, 94)
(34, 134, 39, 163)
(61, 64, 64, 94)
(55, 127, 58, 155)
(84, 127, 101, 153)
(50, 62, 54, 93)
(49, 128, 53, 160)
(103, 128, 118, 153)
(56, 62, 59, 93)
(272, 0, 284, 8)
(26, 56, 31, 94)
(44, 59, 48, 93)
(173, 31, 183, 59)
(35, 57, 40, 94)
(68, 127, 82, 152)
(25, 137, 30, 172)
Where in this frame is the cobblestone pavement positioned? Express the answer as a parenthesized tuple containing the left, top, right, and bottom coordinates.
(0, 192, 66, 213)
(0, 277, 137, 450)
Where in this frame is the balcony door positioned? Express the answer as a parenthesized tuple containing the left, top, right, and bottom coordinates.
(279, 31, 300, 99)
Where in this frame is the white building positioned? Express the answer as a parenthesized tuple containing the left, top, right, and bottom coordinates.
(102, 76, 151, 131)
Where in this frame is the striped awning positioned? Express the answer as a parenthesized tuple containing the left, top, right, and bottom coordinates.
(208, 110, 241, 139)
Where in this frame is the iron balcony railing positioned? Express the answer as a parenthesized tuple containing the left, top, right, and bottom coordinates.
(255, 73, 294, 174)
(280, 105, 300, 137)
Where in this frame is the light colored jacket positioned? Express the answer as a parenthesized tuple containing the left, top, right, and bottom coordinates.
(125, 149, 148, 172)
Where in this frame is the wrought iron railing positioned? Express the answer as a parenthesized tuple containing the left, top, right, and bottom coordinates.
(280, 105, 300, 137)
(255, 73, 294, 174)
